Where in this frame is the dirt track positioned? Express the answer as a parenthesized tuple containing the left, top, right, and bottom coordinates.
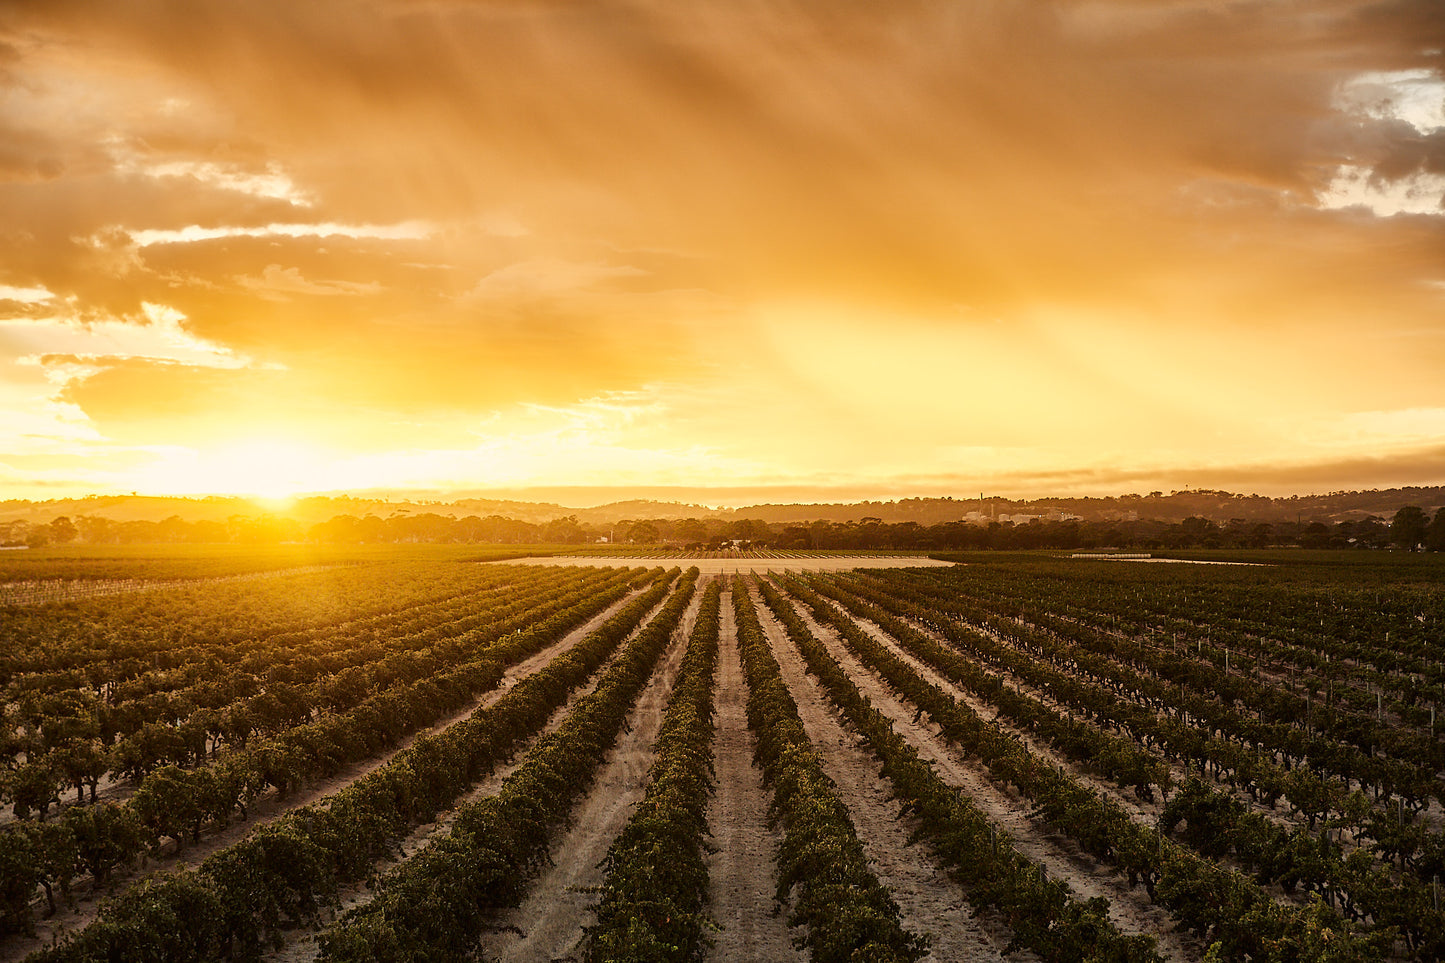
(752, 584, 1015, 962)
(490, 555, 956, 573)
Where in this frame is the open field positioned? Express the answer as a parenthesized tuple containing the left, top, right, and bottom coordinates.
(495, 552, 957, 573)
(3, 548, 1444, 962)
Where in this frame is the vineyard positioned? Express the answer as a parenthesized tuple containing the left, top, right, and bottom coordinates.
(2, 549, 1443, 962)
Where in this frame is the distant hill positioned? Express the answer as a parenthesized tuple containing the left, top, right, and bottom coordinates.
(735, 488, 1445, 525)
(0, 493, 733, 527)
(2, 486, 1441, 529)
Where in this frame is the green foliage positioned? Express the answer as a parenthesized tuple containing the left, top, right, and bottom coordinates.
(18, 566, 661, 960)
(758, 576, 1157, 963)
(584, 579, 722, 963)
(317, 570, 700, 962)
(796, 568, 1411, 960)
(732, 578, 928, 963)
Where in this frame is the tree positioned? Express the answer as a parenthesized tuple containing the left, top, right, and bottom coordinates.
(1391, 506, 1429, 550)
(625, 520, 660, 545)
(1301, 522, 1331, 549)
(47, 515, 78, 544)
(544, 515, 587, 543)
(75, 515, 115, 544)
(674, 518, 709, 547)
(1427, 507, 1445, 553)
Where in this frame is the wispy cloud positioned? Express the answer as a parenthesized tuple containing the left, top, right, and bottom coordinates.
(466, 259, 648, 298)
(0, 284, 56, 304)
(127, 220, 432, 247)
(235, 264, 383, 300)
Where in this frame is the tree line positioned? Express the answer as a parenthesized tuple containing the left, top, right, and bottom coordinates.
(6, 506, 1444, 552)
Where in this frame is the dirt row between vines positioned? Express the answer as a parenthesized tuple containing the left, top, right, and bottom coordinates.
(758, 583, 1207, 963)
(938, 599, 1376, 868)
(748, 585, 1015, 963)
(258, 580, 689, 962)
(2, 588, 644, 963)
(473, 585, 701, 963)
(703, 588, 801, 962)
(825, 592, 1317, 891)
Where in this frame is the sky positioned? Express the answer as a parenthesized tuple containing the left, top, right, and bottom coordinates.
(1, 0, 1443, 505)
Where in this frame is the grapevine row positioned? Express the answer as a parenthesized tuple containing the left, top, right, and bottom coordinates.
(730, 577, 928, 963)
(5, 568, 662, 949)
(3, 567, 606, 820)
(771, 576, 1389, 962)
(583, 578, 722, 963)
(798, 573, 1445, 957)
(315, 568, 700, 962)
(756, 577, 1161, 963)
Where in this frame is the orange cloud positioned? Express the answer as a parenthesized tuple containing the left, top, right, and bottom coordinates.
(0, 0, 1442, 498)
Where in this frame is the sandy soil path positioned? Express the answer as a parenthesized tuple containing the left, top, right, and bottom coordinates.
(492, 556, 956, 573)
(2, 590, 639, 963)
(768, 586, 1205, 963)
(264, 585, 685, 963)
(702, 587, 802, 963)
(750, 587, 1013, 963)
(473, 584, 703, 963)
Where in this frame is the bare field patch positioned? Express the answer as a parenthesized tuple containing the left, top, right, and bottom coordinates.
(489, 554, 957, 573)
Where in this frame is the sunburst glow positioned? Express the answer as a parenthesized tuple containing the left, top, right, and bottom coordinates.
(131, 440, 334, 500)
(1, 3, 1442, 501)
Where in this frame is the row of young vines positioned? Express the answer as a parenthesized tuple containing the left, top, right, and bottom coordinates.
(15, 570, 679, 961)
(8, 552, 1438, 963)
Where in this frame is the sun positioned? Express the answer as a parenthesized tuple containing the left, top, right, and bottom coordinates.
(137, 438, 337, 501)
(211, 439, 330, 500)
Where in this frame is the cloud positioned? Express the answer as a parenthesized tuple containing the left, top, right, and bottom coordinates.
(127, 220, 432, 247)
(1, 0, 1443, 496)
(466, 258, 648, 298)
(0, 283, 55, 304)
(1318, 165, 1445, 216)
(235, 264, 384, 300)
(3, 301, 253, 369)
(1335, 69, 1445, 134)
(124, 157, 313, 207)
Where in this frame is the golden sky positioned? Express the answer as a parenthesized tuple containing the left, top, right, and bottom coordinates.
(1, 0, 1443, 503)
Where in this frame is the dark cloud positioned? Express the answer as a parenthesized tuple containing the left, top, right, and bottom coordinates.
(1372, 127, 1445, 180)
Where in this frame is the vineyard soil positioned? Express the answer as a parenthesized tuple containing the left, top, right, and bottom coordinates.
(770, 586, 1205, 962)
(753, 586, 1015, 962)
(703, 590, 803, 962)
(475, 590, 698, 963)
(1, 583, 641, 963)
(6, 550, 1443, 963)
